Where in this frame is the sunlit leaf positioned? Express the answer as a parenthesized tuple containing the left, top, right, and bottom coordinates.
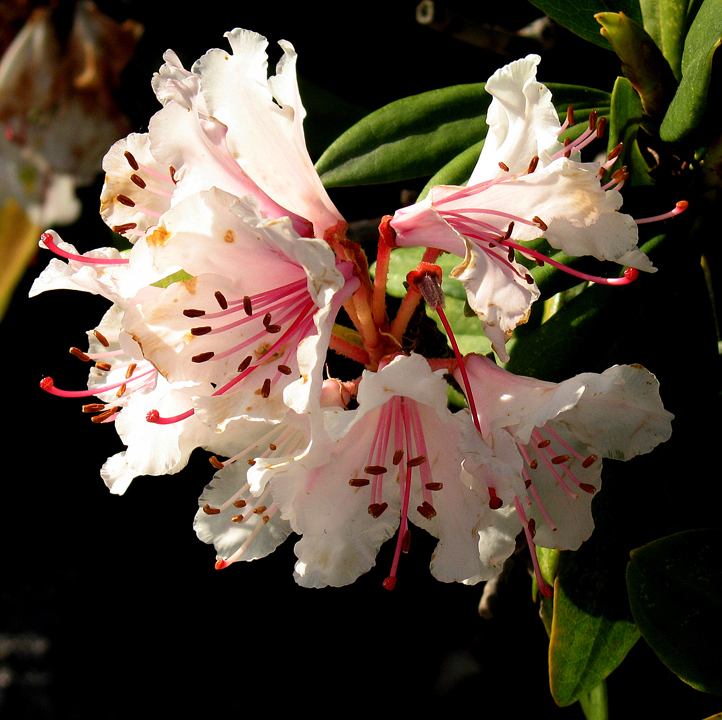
(660, 0, 722, 141)
(627, 529, 722, 695)
(549, 565, 640, 706)
(316, 83, 492, 187)
(639, 0, 690, 80)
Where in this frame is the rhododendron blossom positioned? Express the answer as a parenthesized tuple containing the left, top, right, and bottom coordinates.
(31, 28, 681, 595)
(456, 354, 673, 594)
(390, 54, 654, 360)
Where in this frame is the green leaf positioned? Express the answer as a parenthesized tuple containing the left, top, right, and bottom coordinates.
(606, 76, 654, 186)
(639, 0, 690, 80)
(527, 0, 643, 49)
(595, 12, 678, 120)
(660, 0, 722, 141)
(626, 529, 722, 695)
(549, 566, 640, 706)
(315, 83, 492, 188)
(151, 269, 194, 288)
(316, 83, 610, 189)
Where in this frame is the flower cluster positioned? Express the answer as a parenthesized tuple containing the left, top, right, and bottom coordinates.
(32, 29, 677, 592)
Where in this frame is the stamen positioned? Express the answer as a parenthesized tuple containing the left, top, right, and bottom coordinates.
(514, 496, 553, 597)
(69, 347, 90, 362)
(124, 151, 139, 171)
(417, 501, 436, 519)
(94, 330, 110, 348)
(635, 200, 688, 224)
(349, 479, 370, 487)
(90, 406, 120, 423)
(368, 502, 388, 518)
(260, 378, 271, 398)
(215, 291, 228, 310)
(364, 465, 388, 475)
(40, 233, 129, 266)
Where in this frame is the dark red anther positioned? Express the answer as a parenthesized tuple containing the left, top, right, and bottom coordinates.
(243, 296, 253, 316)
(417, 501, 437, 519)
(146, 409, 160, 423)
(533, 215, 548, 231)
(183, 308, 206, 318)
(368, 502, 389, 518)
(69, 347, 91, 362)
(123, 150, 139, 171)
(93, 330, 110, 348)
(190, 326, 212, 336)
(588, 109, 598, 131)
(364, 465, 387, 475)
(488, 487, 503, 510)
(579, 483, 597, 495)
(214, 291, 228, 310)
(116, 194, 135, 207)
(261, 378, 271, 398)
(349, 478, 370, 487)
(237, 356, 252, 372)
(130, 173, 146, 189)
(582, 454, 598, 468)
(192, 351, 215, 363)
(112, 223, 137, 234)
(407, 262, 445, 311)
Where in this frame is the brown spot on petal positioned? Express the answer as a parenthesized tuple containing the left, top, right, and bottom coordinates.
(147, 226, 172, 247)
(223, 229, 235, 243)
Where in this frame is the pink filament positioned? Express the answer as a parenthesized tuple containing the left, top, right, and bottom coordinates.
(40, 233, 129, 266)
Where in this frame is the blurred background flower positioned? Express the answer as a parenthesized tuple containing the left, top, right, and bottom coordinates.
(0, 0, 142, 320)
